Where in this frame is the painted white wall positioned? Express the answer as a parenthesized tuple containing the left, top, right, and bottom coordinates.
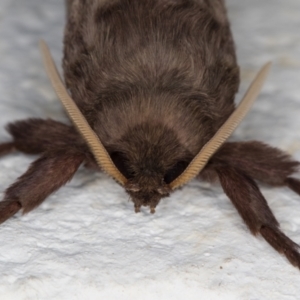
(0, 1, 299, 299)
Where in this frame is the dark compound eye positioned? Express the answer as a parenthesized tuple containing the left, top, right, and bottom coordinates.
(110, 152, 135, 179)
(164, 161, 189, 184)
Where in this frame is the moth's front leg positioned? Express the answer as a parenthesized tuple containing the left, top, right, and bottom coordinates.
(3, 118, 86, 155)
(211, 141, 300, 194)
(215, 166, 300, 269)
(0, 151, 84, 224)
(0, 142, 15, 156)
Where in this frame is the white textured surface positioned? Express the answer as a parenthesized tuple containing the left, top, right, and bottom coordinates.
(0, 1, 300, 299)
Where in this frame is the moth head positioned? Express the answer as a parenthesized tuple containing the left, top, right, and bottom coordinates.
(125, 177, 171, 213)
(122, 157, 189, 213)
(40, 40, 271, 211)
(110, 150, 189, 213)
(124, 160, 188, 213)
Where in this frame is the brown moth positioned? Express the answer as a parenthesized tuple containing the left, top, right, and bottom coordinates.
(1, 0, 300, 269)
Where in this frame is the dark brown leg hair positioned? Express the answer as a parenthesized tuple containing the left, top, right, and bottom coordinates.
(211, 141, 300, 194)
(4, 118, 87, 155)
(0, 142, 15, 156)
(212, 165, 300, 268)
(199, 141, 300, 267)
(0, 151, 84, 224)
(0, 118, 94, 224)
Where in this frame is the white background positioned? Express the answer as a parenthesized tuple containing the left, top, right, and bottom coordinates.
(0, 0, 300, 299)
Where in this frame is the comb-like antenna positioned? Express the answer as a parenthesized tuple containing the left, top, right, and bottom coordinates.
(170, 62, 272, 190)
(39, 40, 127, 186)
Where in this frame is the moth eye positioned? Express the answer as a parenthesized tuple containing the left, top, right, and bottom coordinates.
(164, 161, 189, 184)
(110, 151, 134, 179)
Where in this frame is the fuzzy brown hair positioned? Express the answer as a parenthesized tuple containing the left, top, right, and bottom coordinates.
(1, 0, 300, 269)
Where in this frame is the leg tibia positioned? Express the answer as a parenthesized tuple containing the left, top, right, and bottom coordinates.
(0, 200, 22, 224)
(0, 151, 84, 224)
(260, 225, 300, 268)
(210, 141, 300, 197)
(213, 141, 299, 186)
(215, 166, 300, 269)
(215, 166, 279, 234)
(0, 142, 15, 156)
(6, 118, 85, 154)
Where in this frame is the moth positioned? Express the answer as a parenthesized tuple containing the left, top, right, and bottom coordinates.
(0, 0, 300, 269)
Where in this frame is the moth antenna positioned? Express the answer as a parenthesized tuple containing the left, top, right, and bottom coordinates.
(39, 40, 127, 185)
(170, 62, 272, 190)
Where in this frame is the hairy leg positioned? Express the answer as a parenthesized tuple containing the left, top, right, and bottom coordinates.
(0, 118, 96, 165)
(211, 141, 300, 192)
(3, 118, 87, 154)
(0, 118, 99, 224)
(0, 151, 84, 224)
(0, 142, 15, 156)
(215, 166, 300, 268)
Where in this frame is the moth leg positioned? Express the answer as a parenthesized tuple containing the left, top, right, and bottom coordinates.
(212, 141, 300, 195)
(215, 166, 300, 269)
(2, 118, 87, 155)
(0, 142, 15, 156)
(0, 151, 84, 224)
